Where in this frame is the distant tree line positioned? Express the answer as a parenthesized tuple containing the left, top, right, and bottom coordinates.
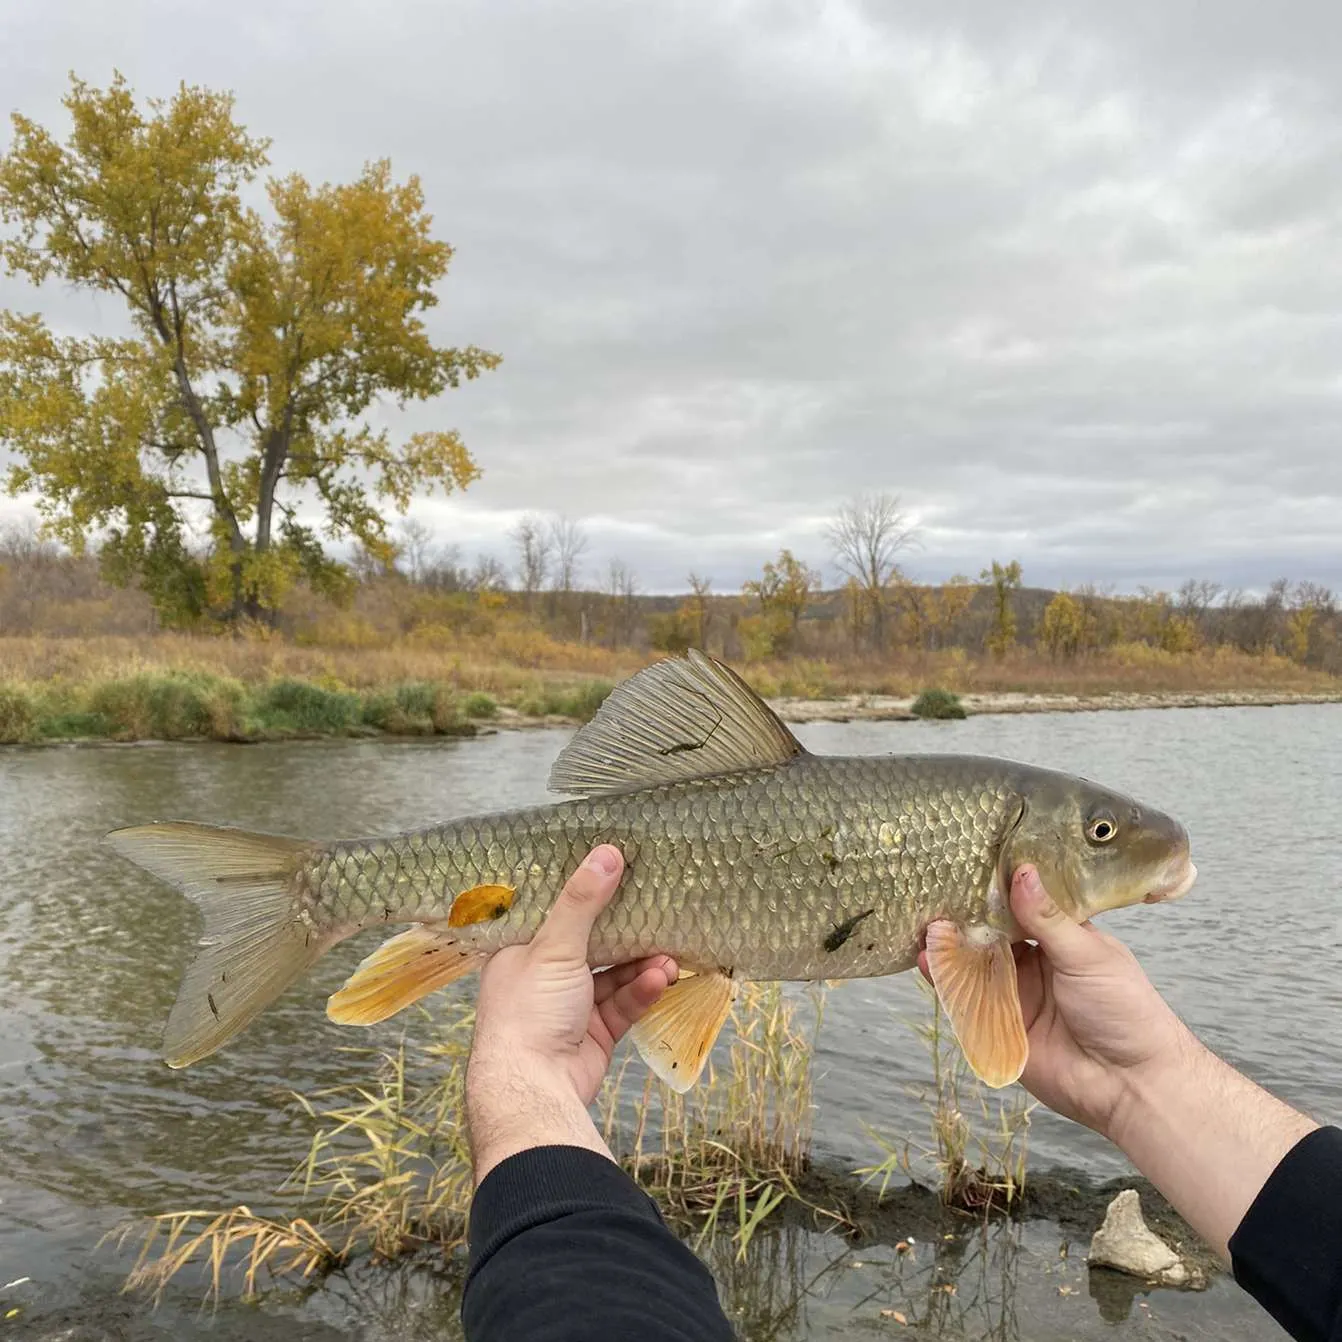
(1, 499, 1336, 675)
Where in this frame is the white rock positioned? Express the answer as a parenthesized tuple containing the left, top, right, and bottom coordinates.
(1088, 1189, 1190, 1286)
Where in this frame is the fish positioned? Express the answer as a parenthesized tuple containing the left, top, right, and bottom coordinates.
(106, 650, 1196, 1090)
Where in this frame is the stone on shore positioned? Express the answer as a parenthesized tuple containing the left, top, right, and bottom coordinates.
(1088, 1189, 1193, 1286)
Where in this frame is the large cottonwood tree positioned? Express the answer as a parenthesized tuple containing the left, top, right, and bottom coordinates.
(0, 75, 499, 623)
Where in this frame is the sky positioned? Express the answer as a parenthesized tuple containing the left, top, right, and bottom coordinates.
(2, 0, 1341, 595)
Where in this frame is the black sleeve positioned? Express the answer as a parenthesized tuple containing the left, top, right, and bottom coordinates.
(1229, 1125, 1342, 1342)
(462, 1145, 735, 1342)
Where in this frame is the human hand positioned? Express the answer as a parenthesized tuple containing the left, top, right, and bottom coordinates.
(1004, 864, 1193, 1138)
(919, 864, 1192, 1140)
(922, 865, 1322, 1263)
(466, 844, 678, 1183)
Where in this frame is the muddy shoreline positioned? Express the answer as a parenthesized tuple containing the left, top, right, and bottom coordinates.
(7, 1163, 1228, 1341)
(791, 1160, 1219, 1278)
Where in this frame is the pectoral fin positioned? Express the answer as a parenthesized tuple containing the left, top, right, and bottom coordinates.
(631, 968, 738, 1093)
(924, 920, 1027, 1089)
(448, 883, 516, 927)
(326, 924, 485, 1025)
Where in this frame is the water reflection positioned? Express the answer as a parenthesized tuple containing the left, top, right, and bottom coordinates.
(709, 1214, 1269, 1342)
(705, 1225, 851, 1340)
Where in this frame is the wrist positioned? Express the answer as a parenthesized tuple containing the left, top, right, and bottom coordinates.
(465, 1049, 612, 1186)
(1103, 1019, 1205, 1152)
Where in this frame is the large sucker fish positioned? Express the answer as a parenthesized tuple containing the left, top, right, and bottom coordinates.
(107, 650, 1196, 1089)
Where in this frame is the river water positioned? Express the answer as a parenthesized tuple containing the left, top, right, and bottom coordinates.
(2, 704, 1339, 1339)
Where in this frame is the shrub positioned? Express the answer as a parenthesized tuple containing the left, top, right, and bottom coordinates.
(39, 710, 114, 739)
(0, 686, 38, 743)
(460, 691, 498, 720)
(258, 679, 361, 735)
(911, 687, 967, 720)
(517, 680, 613, 722)
(88, 673, 219, 739)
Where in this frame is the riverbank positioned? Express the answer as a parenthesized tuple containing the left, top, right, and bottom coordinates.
(0, 633, 1336, 744)
(774, 685, 1342, 723)
(3, 674, 1338, 746)
(8, 1165, 1241, 1342)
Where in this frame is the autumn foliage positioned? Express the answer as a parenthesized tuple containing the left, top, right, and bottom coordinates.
(0, 75, 496, 626)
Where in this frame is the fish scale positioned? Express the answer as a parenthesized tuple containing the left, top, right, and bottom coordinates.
(305, 754, 1022, 982)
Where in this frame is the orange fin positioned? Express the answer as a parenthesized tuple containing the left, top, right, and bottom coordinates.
(631, 969, 737, 1093)
(448, 883, 516, 928)
(326, 924, 484, 1025)
(924, 920, 1027, 1089)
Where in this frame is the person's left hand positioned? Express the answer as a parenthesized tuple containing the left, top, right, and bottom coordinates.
(470, 844, 678, 1106)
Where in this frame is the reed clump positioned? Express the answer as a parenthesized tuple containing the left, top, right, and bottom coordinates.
(115, 1010, 479, 1303)
(118, 975, 1047, 1303)
(910, 687, 967, 720)
(859, 980, 1034, 1214)
(115, 982, 829, 1301)
(612, 983, 830, 1257)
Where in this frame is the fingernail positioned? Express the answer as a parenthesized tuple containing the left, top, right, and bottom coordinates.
(584, 846, 620, 875)
(1017, 866, 1046, 903)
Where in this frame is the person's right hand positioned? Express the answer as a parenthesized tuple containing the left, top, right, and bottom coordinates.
(1007, 864, 1198, 1137)
(922, 864, 1194, 1140)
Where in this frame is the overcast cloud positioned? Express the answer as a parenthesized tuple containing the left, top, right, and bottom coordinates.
(3, 0, 1341, 593)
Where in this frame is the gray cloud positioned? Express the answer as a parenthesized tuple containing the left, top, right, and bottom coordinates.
(2, 0, 1340, 593)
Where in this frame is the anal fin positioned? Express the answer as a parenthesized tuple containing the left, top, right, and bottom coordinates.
(631, 968, 737, 1093)
(327, 924, 485, 1026)
(924, 920, 1028, 1089)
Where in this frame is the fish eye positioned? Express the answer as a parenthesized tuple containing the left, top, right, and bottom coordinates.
(1087, 816, 1118, 844)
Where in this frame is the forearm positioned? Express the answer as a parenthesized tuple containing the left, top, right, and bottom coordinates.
(464, 1146, 734, 1342)
(466, 1056, 614, 1187)
(1109, 1024, 1319, 1261)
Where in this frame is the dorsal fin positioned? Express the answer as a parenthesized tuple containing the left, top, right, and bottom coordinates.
(547, 649, 804, 796)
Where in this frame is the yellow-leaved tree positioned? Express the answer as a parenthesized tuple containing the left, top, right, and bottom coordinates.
(0, 75, 499, 624)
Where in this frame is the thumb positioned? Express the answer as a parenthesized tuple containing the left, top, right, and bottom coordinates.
(1011, 865, 1108, 974)
(532, 845, 624, 958)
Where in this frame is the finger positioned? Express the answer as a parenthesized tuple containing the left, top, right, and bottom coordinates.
(1012, 939, 1046, 1026)
(532, 845, 624, 958)
(596, 958, 678, 1045)
(593, 954, 677, 1006)
(1010, 865, 1111, 975)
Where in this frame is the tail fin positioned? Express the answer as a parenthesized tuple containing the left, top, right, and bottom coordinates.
(107, 821, 333, 1068)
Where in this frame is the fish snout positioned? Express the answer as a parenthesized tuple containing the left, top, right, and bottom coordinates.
(1143, 859, 1198, 904)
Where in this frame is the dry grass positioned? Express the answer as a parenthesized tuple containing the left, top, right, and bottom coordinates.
(113, 1013, 478, 1304)
(115, 1208, 339, 1303)
(116, 976, 1049, 1306)
(0, 631, 1334, 746)
(116, 984, 830, 1302)
(747, 642, 1339, 699)
(0, 631, 638, 694)
(614, 983, 833, 1257)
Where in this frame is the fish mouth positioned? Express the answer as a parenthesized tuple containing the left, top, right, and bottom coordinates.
(1143, 861, 1198, 904)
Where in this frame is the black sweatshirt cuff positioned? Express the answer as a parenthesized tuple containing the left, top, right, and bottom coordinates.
(467, 1145, 662, 1279)
(1230, 1124, 1342, 1342)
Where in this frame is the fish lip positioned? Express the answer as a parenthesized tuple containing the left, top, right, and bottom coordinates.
(1144, 862, 1198, 904)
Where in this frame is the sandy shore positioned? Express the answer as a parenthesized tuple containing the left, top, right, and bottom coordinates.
(769, 687, 1342, 724)
(481, 686, 1341, 733)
